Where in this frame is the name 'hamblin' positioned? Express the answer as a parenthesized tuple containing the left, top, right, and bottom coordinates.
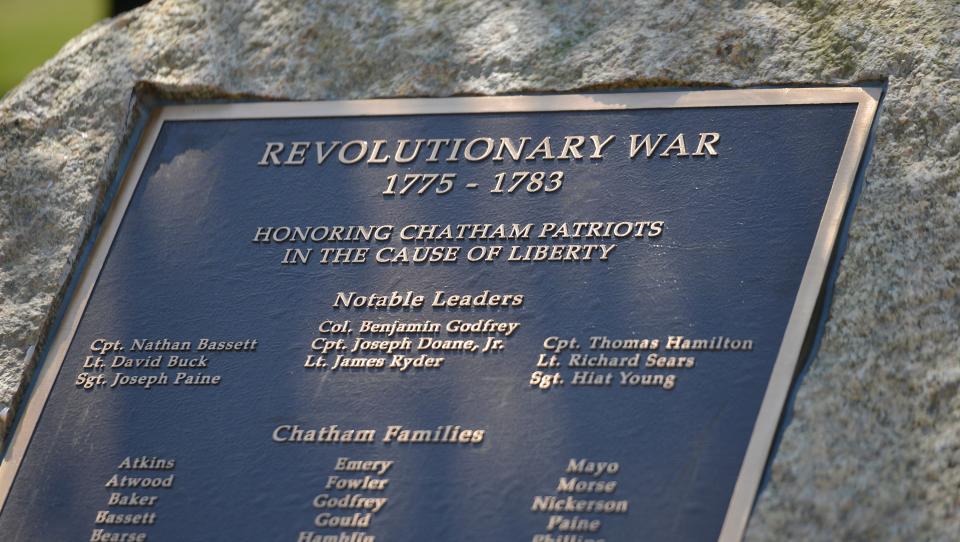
(257, 133, 720, 167)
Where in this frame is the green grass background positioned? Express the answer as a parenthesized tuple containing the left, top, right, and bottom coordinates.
(0, 0, 106, 97)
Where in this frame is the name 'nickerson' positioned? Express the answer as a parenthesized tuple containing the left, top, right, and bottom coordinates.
(257, 133, 720, 167)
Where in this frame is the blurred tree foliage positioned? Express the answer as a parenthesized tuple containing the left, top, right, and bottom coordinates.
(0, 0, 107, 97)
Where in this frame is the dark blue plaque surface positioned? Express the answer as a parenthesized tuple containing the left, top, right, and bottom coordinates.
(0, 90, 878, 541)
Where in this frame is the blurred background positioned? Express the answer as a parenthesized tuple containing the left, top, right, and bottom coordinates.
(0, 0, 147, 97)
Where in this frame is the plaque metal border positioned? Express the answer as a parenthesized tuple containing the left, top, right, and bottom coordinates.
(0, 87, 881, 541)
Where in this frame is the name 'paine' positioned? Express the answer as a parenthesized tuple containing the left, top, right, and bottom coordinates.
(257, 133, 721, 167)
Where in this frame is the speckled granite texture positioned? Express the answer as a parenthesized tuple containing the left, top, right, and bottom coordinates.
(0, 1, 957, 539)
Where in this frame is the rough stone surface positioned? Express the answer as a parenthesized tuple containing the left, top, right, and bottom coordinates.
(0, 0, 957, 539)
